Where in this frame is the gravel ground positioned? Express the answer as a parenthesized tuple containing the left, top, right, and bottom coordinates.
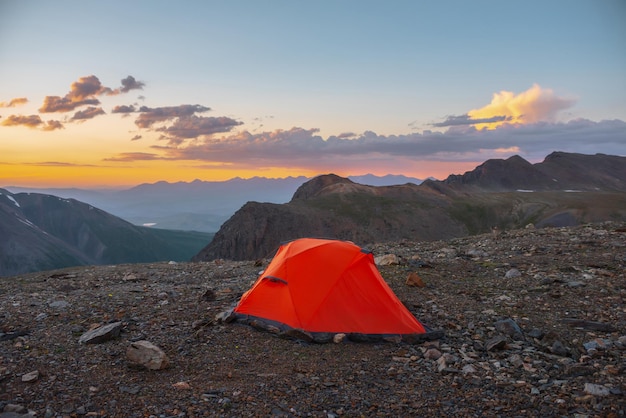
(1, 222, 625, 417)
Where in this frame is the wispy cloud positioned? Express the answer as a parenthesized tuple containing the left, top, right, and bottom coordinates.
(432, 114, 512, 128)
(103, 152, 168, 162)
(0, 97, 28, 108)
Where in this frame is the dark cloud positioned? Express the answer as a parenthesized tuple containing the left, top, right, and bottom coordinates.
(146, 119, 626, 169)
(119, 76, 145, 93)
(112, 105, 136, 114)
(131, 134, 142, 141)
(156, 115, 243, 145)
(337, 132, 357, 139)
(0, 97, 28, 108)
(135, 104, 210, 128)
(68, 75, 111, 100)
(71, 107, 105, 121)
(432, 114, 512, 127)
(1, 114, 43, 128)
(42, 120, 64, 131)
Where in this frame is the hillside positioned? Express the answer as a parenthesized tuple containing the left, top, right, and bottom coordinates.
(193, 152, 626, 261)
(0, 189, 212, 277)
(1, 222, 624, 416)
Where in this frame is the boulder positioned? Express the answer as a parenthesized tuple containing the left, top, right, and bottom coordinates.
(126, 340, 169, 370)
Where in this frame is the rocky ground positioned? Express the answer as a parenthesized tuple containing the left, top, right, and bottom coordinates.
(1, 222, 625, 417)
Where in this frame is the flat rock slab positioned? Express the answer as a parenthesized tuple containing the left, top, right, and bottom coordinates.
(78, 322, 123, 344)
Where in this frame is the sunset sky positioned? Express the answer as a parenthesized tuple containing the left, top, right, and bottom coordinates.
(1, 0, 625, 188)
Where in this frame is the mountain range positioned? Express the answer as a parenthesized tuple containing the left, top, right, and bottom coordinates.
(193, 152, 626, 261)
(5, 175, 423, 233)
(0, 190, 212, 277)
(2, 151, 625, 277)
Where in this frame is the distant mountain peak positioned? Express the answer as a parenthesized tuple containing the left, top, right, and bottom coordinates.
(291, 174, 356, 200)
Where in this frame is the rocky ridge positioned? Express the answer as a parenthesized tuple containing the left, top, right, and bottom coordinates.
(1, 222, 625, 417)
(194, 152, 626, 262)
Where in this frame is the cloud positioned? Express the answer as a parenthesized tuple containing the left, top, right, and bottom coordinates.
(0, 97, 28, 108)
(155, 115, 243, 145)
(42, 120, 64, 131)
(104, 152, 166, 162)
(1, 114, 65, 131)
(432, 114, 512, 128)
(39, 95, 100, 113)
(131, 134, 142, 141)
(135, 104, 210, 128)
(430, 84, 576, 131)
(71, 106, 105, 121)
(119, 76, 145, 93)
(130, 119, 625, 171)
(39, 75, 143, 113)
(466, 84, 576, 129)
(1, 114, 43, 128)
(112, 105, 136, 114)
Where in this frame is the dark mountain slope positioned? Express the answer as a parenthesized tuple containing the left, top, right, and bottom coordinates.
(193, 152, 626, 261)
(0, 189, 212, 277)
(442, 152, 626, 192)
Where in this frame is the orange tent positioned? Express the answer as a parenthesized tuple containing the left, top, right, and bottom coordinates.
(231, 238, 440, 343)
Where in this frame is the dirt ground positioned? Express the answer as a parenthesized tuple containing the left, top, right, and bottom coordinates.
(1, 222, 625, 417)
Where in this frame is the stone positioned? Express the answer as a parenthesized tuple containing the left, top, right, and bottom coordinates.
(49, 300, 70, 309)
(173, 381, 191, 390)
(462, 364, 477, 375)
(78, 322, 123, 344)
(424, 348, 442, 360)
(504, 268, 521, 279)
(436, 356, 447, 372)
(21, 370, 39, 383)
(583, 383, 611, 397)
(485, 335, 507, 351)
(215, 310, 236, 323)
(374, 254, 399, 266)
(126, 340, 169, 370)
(405, 272, 426, 287)
(540, 330, 570, 356)
(561, 319, 616, 332)
(495, 318, 525, 341)
(583, 338, 612, 353)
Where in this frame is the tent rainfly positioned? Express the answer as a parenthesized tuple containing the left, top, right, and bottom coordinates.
(225, 238, 442, 343)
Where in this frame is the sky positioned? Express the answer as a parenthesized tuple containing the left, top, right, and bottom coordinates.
(0, 0, 625, 188)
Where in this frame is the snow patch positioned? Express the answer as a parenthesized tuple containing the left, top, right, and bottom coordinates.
(516, 189, 534, 193)
(143, 223, 157, 227)
(6, 194, 21, 207)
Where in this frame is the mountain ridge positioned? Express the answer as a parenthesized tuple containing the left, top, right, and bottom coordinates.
(193, 152, 626, 261)
(5, 175, 424, 232)
(0, 189, 212, 277)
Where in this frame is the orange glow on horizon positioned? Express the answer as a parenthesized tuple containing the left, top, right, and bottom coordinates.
(0, 158, 482, 188)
